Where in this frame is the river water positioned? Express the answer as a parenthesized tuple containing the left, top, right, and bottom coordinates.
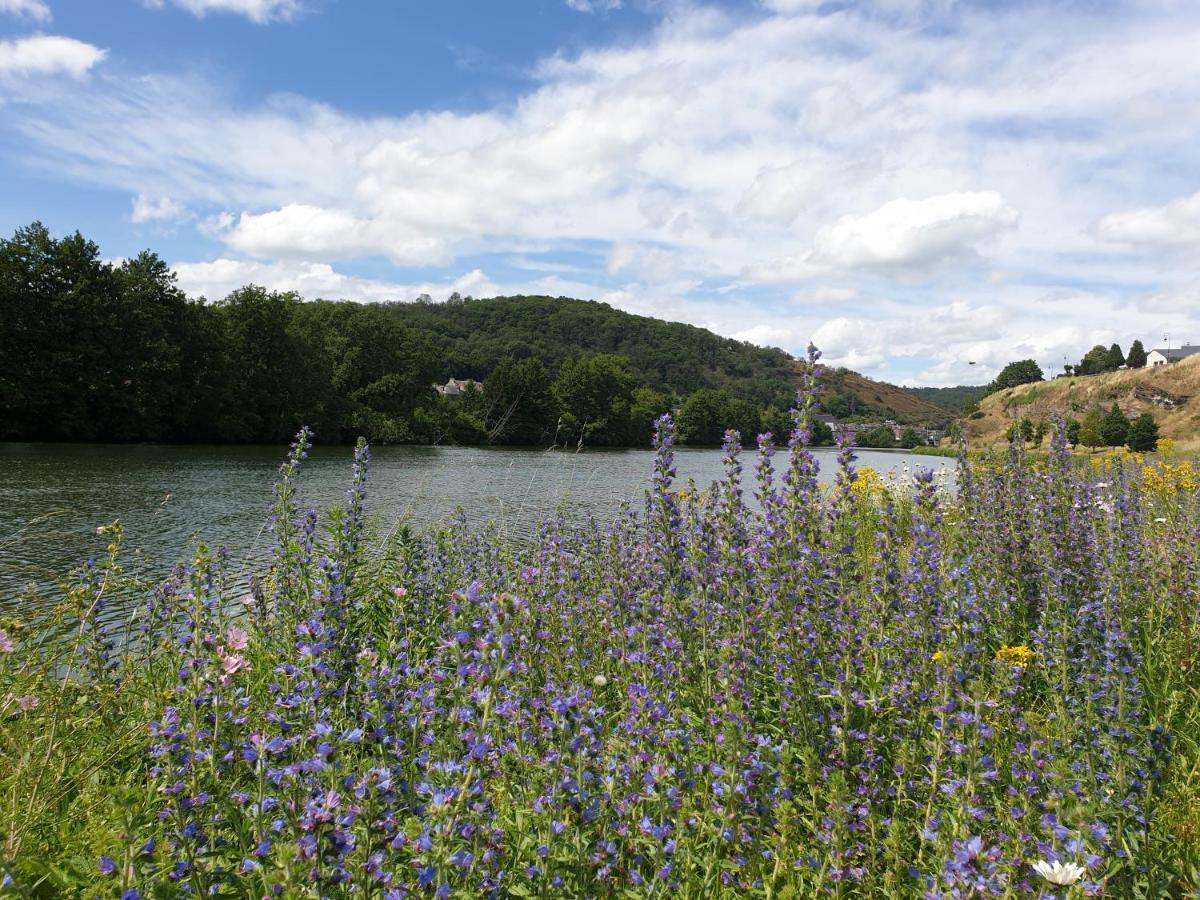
(0, 442, 954, 614)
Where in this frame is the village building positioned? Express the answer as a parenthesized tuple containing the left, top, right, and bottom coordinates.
(1146, 345, 1200, 367)
(434, 377, 481, 397)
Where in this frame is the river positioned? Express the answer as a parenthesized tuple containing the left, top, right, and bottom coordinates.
(0, 442, 955, 614)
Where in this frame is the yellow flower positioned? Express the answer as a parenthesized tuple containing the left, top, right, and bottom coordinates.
(995, 644, 1035, 668)
(931, 650, 948, 665)
(849, 466, 887, 499)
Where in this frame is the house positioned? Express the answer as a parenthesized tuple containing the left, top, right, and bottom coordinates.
(435, 378, 481, 397)
(1146, 345, 1200, 367)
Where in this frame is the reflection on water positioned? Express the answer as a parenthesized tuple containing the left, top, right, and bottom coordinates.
(0, 441, 955, 615)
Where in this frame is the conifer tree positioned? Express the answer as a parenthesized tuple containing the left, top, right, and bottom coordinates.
(1100, 403, 1130, 447)
(1126, 339, 1147, 369)
(1126, 413, 1159, 451)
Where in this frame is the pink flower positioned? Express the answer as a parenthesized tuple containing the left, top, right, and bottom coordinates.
(240, 593, 257, 607)
(0, 629, 12, 653)
(225, 626, 249, 651)
(16, 695, 38, 711)
(221, 653, 250, 676)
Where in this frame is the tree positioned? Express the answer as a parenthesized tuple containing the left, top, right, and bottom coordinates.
(1126, 339, 1147, 369)
(552, 353, 636, 446)
(484, 357, 558, 445)
(1078, 344, 1113, 376)
(988, 359, 1044, 394)
(899, 427, 921, 449)
(626, 387, 673, 447)
(1019, 417, 1036, 443)
(1126, 413, 1159, 452)
(1079, 408, 1104, 452)
(1106, 343, 1125, 370)
(856, 425, 896, 448)
(1100, 403, 1129, 447)
(1065, 417, 1081, 447)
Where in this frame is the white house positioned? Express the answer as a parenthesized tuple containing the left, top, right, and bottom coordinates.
(1147, 345, 1200, 367)
(435, 378, 481, 397)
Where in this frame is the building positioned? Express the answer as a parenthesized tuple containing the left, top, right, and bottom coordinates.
(1146, 345, 1200, 367)
(435, 377, 481, 397)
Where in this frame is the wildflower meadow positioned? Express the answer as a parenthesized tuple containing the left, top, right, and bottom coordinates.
(1, 350, 1198, 898)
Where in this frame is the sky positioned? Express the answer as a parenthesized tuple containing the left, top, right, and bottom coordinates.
(2, 0, 1199, 386)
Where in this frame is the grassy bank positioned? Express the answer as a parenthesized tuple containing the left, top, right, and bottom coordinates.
(1, 407, 1198, 897)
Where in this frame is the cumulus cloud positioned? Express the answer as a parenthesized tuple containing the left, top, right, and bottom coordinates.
(215, 204, 449, 265)
(808, 192, 1019, 273)
(0, 35, 106, 78)
(131, 193, 187, 223)
(0, 0, 50, 22)
(143, 0, 302, 22)
(1095, 191, 1200, 248)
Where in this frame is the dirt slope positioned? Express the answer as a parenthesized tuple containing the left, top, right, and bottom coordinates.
(965, 354, 1200, 451)
(799, 363, 956, 426)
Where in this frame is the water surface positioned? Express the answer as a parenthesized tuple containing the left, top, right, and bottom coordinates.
(0, 442, 953, 614)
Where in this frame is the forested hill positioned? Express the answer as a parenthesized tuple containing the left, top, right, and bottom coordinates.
(0, 221, 942, 448)
(904, 384, 988, 414)
(383, 294, 796, 407)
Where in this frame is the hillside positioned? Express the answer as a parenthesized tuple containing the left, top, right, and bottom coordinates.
(966, 355, 1200, 451)
(379, 294, 797, 408)
(814, 366, 957, 427)
(905, 384, 988, 414)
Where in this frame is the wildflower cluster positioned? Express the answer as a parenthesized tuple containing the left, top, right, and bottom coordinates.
(2, 359, 1199, 897)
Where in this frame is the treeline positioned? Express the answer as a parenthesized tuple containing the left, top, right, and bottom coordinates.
(0, 223, 820, 448)
(1066, 340, 1146, 376)
(1006, 406, 1160, 452)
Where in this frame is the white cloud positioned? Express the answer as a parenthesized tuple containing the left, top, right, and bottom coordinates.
(807, 192, 1019, 273)
(565, 0, 622, 12)
(0, 0, 50, 22)
(0, 35, 106, 78)
(731, 323, 796, 349)
(144, 0, 302, 22)
(216, 204, 449, 265)
(1095, 191, 1200, 248)
(131, 193, 187, 223)
(173, 258, 498, 304)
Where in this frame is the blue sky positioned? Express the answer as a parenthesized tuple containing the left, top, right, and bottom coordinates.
(2, 0, 1200, 385)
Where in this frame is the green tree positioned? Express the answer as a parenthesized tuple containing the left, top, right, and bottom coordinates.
(1079, 408, 1104, 452)
(856, 425, 896, 448)
(552, 353, 636, 446)
(987, 359, 1044, 394)
(1033, 420, 1048, 447)
(210, 286, 330, 442)
(1106, 343, 1125, 370)
(1065, 417, 1081, 447)
(1126, 339, 1147, 369)
(1078, 344, 1112, 376)
(484, 357, 558, 445)
(899, 426, 921, 449)
(677, 388, 760, 445)
(1099, 404, 1129, 447)
(626, 387, 673, 447)
(1126, 413, 1159, 452)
